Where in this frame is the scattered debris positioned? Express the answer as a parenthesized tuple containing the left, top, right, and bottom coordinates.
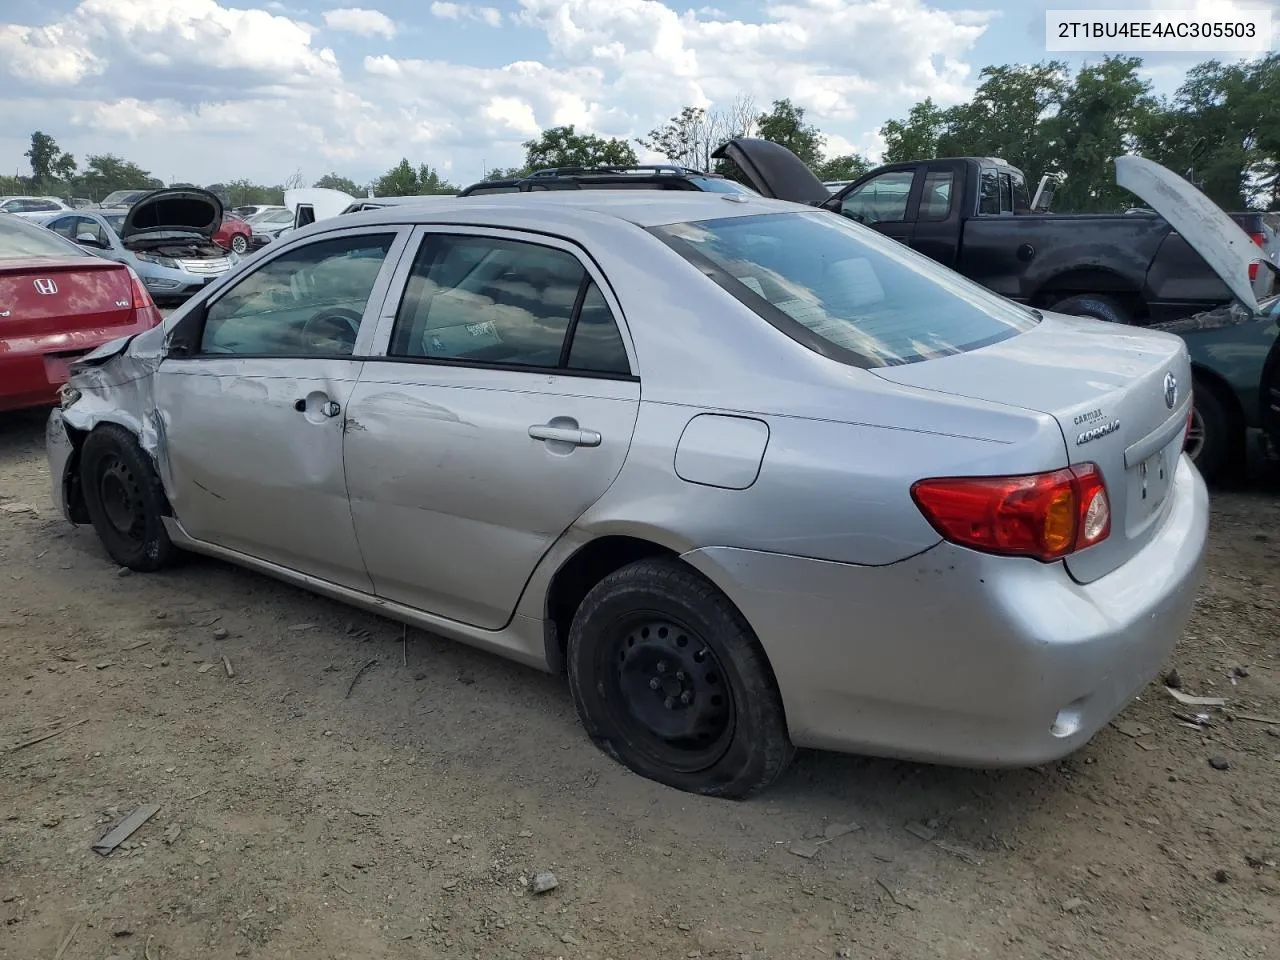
(95, 661, 113, 670)
(442, 878, 459, 890)
(0, 502, 36, 514)
(518, 830, 534, 838)
(122, 639, 150, 651)
(823, 821, 861, 841)
(934, 839, 984, 866)
(116, 566, 131, 577)
(531, 871, 559, 894)
(1231, 665, 1250, 679)
(222, 656, 234, 678)
(197, 663, 215, 674)
(345, 659, 378, 698)
(874, 877, 915, 911)
(1245, 854, 1276, 869)
(144, 933, 159, 960)
(1062, 897, 1087, 914)
(1235, 713, 1280, 726)
(10, 717, 88, 751)
(1164, 668, 1182, 689)
(212, 627, 229, 641)
(1174, 711, 1212, 727)
(457, 672, 475, 686)
(1111, 720, 1152, 739)
(1166, 687, 1227, 707)
(904, 821, 937, 842)
(788, 839, 823, 859)
(288, 623, 319, 632)
(41, 814, 62, 828)
(1214, 868, 1231, 883)
(1208, 757, 1231, 771)
(349, 808, 375, 818)
(92, 804, 160, 856)
(52, 922, 80, 960)
(162, 824, 181, 845)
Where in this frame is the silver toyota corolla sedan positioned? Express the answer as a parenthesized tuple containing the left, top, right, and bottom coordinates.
(46, 190, 1208, 797)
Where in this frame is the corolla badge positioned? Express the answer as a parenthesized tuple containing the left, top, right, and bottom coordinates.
(1163, 372, 1178, 410)
(1077, 419, 1121, 446)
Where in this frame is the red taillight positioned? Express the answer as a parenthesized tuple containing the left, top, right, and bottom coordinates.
(911, 463, 1111, 562)
(1251, 231, 1266, 247)
(127, 265, 153, 310)
(1250, 261, 1260, 281)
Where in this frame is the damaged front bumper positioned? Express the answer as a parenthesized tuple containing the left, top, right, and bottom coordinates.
(46, 408, 77, 524)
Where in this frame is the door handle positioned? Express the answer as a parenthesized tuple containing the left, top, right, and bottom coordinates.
(528, 424, 601, 447)
(295, 398, 342, 418)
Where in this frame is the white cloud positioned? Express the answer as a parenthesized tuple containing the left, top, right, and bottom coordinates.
(430, 2, 504, 26)
(323, 7, 398, 38)
(0, 0, 996, 187)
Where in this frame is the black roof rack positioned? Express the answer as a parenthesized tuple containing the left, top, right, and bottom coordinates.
(458, 164, 731, 197)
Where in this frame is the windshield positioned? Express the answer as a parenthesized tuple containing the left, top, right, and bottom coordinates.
(651, 211, 1038, 367)
(101, 190, 147, 207)
(253, 209, 294, 225)
(0, 213, 87, 259)
(101, 214, 126, 234)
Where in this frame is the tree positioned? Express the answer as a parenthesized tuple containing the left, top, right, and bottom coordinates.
(314, 172, 364, 194)
(224, 178, 285, 207)
(485, 166, 527, 181)
(813, 154, 871, 182)
(523, 125, 638, 170)
(880, 99, 948, 164)
(74, 154, 162, 201)
(372, 159, 458, 196)
(25, 131, 76, 183)
(755, 99, 824, 168)
(1046, 57, 1156, 211)
(638, 95, 757, 175)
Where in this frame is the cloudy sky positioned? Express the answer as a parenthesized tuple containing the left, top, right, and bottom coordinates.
(0, 0, 1274, 189)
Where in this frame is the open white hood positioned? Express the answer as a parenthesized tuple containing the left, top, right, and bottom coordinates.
(1115, 155, 1260, 314)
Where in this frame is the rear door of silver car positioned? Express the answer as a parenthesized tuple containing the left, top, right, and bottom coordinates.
(344, 225, 641, 629)
(154, 226, 410, 589)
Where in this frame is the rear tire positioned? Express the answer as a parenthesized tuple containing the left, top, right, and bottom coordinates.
(230, 234, 249, 256)
(80, 423, 176, 571)
(566, 558, 793, 799)
(1047, 294, 1133, 325)
(1186, 378, 1240, 484)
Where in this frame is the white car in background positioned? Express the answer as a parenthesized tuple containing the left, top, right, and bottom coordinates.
(0, 195, 72, 217)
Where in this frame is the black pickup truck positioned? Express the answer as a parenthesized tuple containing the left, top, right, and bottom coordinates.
(716, 138, 1236, 326)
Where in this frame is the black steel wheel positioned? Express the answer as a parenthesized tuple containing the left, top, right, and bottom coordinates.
(80, 423, 176, 571)
(567, 558, 792, 798)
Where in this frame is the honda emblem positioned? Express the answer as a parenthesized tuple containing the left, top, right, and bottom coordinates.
(33, 278, 58, 295)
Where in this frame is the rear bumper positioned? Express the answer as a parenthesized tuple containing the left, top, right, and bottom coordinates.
(0, 322, 153, 414)
(682, 455, 1209, 767)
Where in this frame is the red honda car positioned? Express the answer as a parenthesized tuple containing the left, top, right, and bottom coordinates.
(212, 212, 252, 256)
(0, 212, 163, 413)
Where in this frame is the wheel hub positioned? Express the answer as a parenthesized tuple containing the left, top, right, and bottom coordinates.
(98, 457, 144, 543)
(609, 618, 733, 770)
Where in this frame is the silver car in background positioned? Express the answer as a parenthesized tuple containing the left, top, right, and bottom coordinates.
(37, 189, 236, 302)
(47, 190, 1207, 797)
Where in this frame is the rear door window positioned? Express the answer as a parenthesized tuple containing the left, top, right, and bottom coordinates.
(388, 233, 632, 375)
(917, 171, 953, 220)
(652, 211, 1036, 368)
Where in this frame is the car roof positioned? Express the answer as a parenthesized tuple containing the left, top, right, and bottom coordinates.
(328, 190, 803, 231)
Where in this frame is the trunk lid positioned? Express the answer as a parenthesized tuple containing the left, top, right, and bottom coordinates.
(121, 188, 222, 242)
(712, 138, 832, 206)
(1116, 155, 1260, 313)
(0, 257, 135, 339)
(873, 313, 1192, 583)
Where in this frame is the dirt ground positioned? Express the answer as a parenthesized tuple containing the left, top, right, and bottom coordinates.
(1, 408, 1278, 960)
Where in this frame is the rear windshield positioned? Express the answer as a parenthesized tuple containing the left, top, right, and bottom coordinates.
(0, 214, 87, 259)
(651, 211, 1037, 367)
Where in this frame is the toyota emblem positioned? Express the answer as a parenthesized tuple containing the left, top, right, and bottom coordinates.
(32, 278, 57, 295)
(1163, 372, 1178, 410)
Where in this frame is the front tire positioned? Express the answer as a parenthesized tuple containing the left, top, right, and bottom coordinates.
(1047, 294, 1133, 325)
(80, 424, 176, 571)
(566, 558, 793, 798)
(1185, 378, 1239, 484)
(230, 234, 249, 256)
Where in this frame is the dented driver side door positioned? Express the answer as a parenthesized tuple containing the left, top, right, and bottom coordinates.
(152, 228, 409, 590)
